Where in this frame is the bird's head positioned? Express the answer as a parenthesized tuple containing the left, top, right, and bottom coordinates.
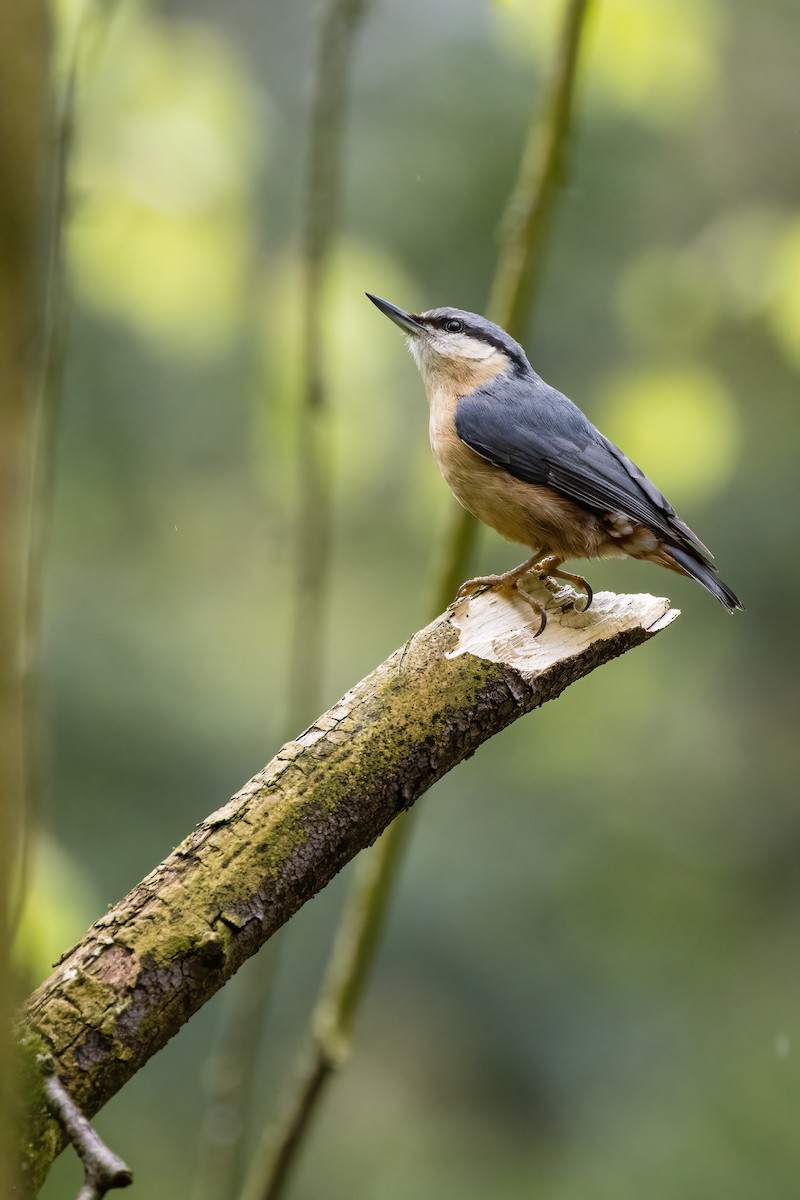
(367, 293, 531, 393)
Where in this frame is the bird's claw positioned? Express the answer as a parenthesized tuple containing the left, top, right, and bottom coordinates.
(455, 570, 548, 638)
(455, 573, 506, 602)
(531, 558, 593, 614)
(577, 578, 593, 611)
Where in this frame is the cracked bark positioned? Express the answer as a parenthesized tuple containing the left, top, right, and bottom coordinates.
(16, 585, 677, 1195)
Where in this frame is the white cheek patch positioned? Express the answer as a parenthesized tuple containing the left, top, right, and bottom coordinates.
(406, 331, 503, 385)
(429, 332, 495, 361)
(407, 336, 428, 372)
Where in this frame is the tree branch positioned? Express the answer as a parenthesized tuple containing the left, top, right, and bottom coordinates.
(17, 584, 677, 1195)
(42, 1069, 131, 1199)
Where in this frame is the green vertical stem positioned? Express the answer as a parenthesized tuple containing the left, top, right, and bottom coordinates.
(241, 820, 412, 1200)
(11, 63, 75, 946)
(196, 1, 371, 1197)
(286, 0, 371, 732)
(487, 0, 594, 335)
(239, 3, 594, 1199)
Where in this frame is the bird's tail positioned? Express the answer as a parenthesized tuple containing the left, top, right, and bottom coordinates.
(665, 546, 744, 613)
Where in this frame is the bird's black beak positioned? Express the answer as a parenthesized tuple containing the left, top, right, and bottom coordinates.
(366, 293, 423, 335)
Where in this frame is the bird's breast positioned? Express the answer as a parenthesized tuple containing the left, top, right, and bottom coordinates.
(427, 385, 608, 557)
(427, 387, 546, 546)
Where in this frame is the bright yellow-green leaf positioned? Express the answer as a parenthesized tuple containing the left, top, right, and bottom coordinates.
(598, 365, 740, 505)
(766, 218, 800, 371)
(71, 204, 250, 354)
(67, 3, 263, 356)
(12, 833, 100, 987)
(496, 0, 722, 126)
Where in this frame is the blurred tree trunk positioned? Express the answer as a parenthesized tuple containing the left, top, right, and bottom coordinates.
(0, 4, 52, 1196)
(16, 586, 675, 1195)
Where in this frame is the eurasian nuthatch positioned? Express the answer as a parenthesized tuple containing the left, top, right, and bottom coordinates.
(368, 293, 743, 635)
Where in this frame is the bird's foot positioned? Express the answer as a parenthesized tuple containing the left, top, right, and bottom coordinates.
(455, 563, 547, 637)
(456, 571, 515, 601)
(532, 556, 593, 613)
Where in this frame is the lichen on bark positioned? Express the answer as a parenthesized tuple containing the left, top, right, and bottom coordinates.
(16, 586, 677, 1194)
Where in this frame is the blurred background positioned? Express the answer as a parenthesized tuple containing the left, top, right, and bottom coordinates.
(16, 0, 800, 1195)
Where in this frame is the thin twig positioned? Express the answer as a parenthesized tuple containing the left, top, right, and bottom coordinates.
(43, 1070, 132, 1198)
(248, 1053, 332, 1200)
(195, 945, 279, 1200)
(196, 0, 371, 1195)
(241, 3, 595, 1197)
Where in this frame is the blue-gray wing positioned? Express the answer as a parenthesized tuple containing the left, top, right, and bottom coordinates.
(454, 376, 711, 560)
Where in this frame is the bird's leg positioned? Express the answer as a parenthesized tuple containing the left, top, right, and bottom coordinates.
(456, 552, 542, 602)
(532, 555, 594, 612)
(456, 552, 548, 636)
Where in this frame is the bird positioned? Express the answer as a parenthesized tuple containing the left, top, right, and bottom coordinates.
(367, 293, 743, 636)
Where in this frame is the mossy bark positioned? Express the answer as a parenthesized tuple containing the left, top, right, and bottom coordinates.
(16, 587, 676, 1194)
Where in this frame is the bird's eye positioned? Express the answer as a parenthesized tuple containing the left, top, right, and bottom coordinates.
(445, 318, 463, 333)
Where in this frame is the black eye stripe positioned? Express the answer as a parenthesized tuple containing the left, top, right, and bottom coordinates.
(424, 315, 471, 334)
(420, 314, 529, 374)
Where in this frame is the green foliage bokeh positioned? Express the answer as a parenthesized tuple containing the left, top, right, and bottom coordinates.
(29, 0, 800, 1196)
